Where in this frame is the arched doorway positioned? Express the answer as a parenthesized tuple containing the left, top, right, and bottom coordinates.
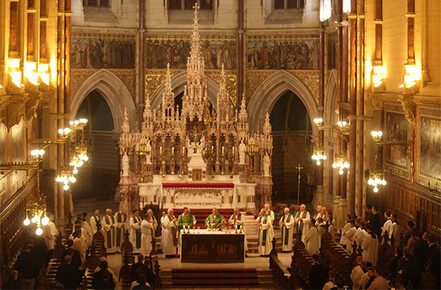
(72, 90, 119, 202)
(270, 90, 314, 204)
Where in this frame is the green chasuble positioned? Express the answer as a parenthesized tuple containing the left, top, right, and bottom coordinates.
(205, 214, 226, 229)
(177, 214, 195, 229)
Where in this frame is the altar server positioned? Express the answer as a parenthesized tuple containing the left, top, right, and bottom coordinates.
(280, 207, 295, 252)
(90, 209, 101, 234)
(257, 208, 274, 256)
(141, 209, 157, 256)
(114, 209, 129, 251)
(304, 219, 319, 255)
(43, 214, 58, 251)
(361, 224, 379, 265)
(354, 219, 368, 250)
(340, 215, 352, 249)
(161, 208, 178, 258)
(264, 203, 275, 223)
(73, 229, 87, 270)
(389, 213, 400, 247)
(129, 209, 143, 253)
(294, 204, 311, 243)
(102, 208, 117, 253)
(229, 208, 248, 252)
(177, 207, 196, 229)
(205, 208, 226, 229)
(381, 211, 392, 244)
(81, 212, 93, 247)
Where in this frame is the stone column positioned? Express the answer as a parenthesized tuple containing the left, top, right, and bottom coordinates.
(138, 0, 146, 128)
(237, 0, 244, 104)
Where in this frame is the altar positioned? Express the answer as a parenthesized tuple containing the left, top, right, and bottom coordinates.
(180, 229, 245, 263)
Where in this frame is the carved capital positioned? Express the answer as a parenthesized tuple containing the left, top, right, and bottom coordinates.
(400, 94, 416, 125)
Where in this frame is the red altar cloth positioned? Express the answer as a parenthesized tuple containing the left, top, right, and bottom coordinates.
(162, 182, 234, 188)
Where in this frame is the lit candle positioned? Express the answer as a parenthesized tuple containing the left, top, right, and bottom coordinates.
(232, 146, 235, 155)
(222, 146, 224, 155)
(172, 146, 175, 155)
(160, 146, 163, 155)
(182, 146, 185, 156)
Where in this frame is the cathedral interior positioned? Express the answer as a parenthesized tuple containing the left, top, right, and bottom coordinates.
(0, 0, 440, 289)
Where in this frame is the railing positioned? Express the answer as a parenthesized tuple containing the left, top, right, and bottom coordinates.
(269, 238, 291, 289)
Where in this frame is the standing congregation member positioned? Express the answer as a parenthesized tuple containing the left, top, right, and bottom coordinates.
(362, 224, 379, 266)
(90, 209, 101, 234)
(205, 208, 226, 229)
(141, 209, 157, 257)
(14, 244, 40, 290)
(130, 209, 143, 254)
(102, 208, 117, 253)
(43, 214, 58, 253)
(81, 212, 93, 247)
(304, 218, 319, 255)
(161, 208, 178, 258)
(177, 207, 196, 229)
(257, 208, 274, 256)
(293, 204, 310, 243)
(264, 203, 275, 222)
(115, 209, 129, 251)
(280, 207, 294, 252)
(229, 208, 248, 254)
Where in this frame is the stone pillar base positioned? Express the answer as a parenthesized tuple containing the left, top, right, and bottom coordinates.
(313, 185, 324, 208)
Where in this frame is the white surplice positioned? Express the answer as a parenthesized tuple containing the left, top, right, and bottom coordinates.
(257, 214, 274, 255)
(82, 220, 93, 247)
(350, 265, 365, 289)
(161, 214, 178, 255)
(304, 226, 319, 255)
(129, 215, 142, 253)
(43, 221, 58, 250)
(90, 214, 101, 234)
(361, 232, 379, 265)
(140, 218, 157, 257)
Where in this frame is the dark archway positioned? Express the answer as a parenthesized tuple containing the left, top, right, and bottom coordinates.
(270, 90, 314, 204)
(72, 90, 119, 201)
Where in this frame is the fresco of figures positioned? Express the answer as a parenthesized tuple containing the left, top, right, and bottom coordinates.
(385, 112, 408, 168)
(71, 34, 136, 69)
(420, 117, 441, 180)
(145, 38, 237, 70)
(247, 38, 319, 70)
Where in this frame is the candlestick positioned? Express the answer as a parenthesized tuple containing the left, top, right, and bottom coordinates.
(232, 146, 235, 155)
(160, 146, 163, 155)
(222, 146, 224, 155)
(172, 146, 174, 155)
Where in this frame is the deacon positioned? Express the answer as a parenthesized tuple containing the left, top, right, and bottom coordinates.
(90, 209, 101, 234)
(280, 207, 295, 252)
(361, 224, 379, 265)
(161, 209, 178, 258)
(129, 209, 143, 254)
(114, 209, 129, 251)
(257, 208, 274, 256)
(177, 207, 197, 229)
(43, 214, 58, 252)
(81, 212, 93, 247)
(205, 208, 226, 229)
(293, 204, 311, 243)
(141, 209, 157, 256)
(229, 208, 248, 254)
(304, 219, 319, 255)
(264, 203, 275, 223)
(102, 208, 117, 253)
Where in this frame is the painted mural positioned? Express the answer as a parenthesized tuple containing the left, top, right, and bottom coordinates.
(420, 116, 441, 181)
(385, 112, 408, 168)
(246, 36, 319, 70)
(71, 33, 136, 69)
(145, 36, 237, 70)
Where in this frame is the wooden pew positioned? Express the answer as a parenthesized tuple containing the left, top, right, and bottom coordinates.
(92, 224, 106, 259)
(289, 239, 314, 288)
(119, 231, 134, 289)
(269, 238, 292, 289)
(81, 243, 101, 290)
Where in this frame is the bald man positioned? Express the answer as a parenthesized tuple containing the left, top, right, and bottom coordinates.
(280, 207, 295, 252)
(293, 204, 311, 243)
(102, 208, 117, 253)
(161, 208, 178, 258)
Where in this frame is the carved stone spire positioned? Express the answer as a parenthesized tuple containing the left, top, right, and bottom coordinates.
(121, 108, 130, 133)
(263, 112, 272, 135)
(216, 64, 230, 127)
(162, 63, 175, 121)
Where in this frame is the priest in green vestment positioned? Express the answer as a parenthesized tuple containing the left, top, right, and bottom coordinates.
(205, 208, 226, 229)
(129, 209, 142, 253)
(280, 207, 295, 252)
(177, 207, 197, 229)
(114, 209, 128, 251)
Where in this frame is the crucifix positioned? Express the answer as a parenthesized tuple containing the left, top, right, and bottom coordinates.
(296, 163, 303, 205)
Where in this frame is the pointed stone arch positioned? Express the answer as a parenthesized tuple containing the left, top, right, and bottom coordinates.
(150, 71, 221, 110)
(248, 70, 318, 136)
(70, 69, 136, 132)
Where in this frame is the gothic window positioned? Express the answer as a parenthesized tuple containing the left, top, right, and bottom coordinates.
(274, 0, 305, 9)
(266, 0, 305, 24)
(83, 0, 110, 8)
(169, 0, 213, 10)
(168, 0, 215, 24)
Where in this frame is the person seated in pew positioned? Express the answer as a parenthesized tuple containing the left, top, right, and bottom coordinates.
(205, 208, 226, 229)
(322, 270, 338, 290)
(132, 254, 148, 282)
(309, 254, 329, 290)
(56, 255, 80, 289)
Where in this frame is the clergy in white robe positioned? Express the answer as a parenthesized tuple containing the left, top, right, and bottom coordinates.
(354, 219, 368, 249)
(381, 212, 392, 243)
(316, 218, 326, 249)
(313, 205, 324, 224)
(257, 209, 274, 256)
(280, 207, 295, 252)
(73, 229, 87, 270)
(350, 256, 365, 289)
(81, 212, 93, 247)
(344, 222, 357, 252)
(114, 209, 129, 250)
(304, 220, 320, 255)
(161, 208, 178, 257)
(141, 210, 157, 257)
(361, 225, 379, 265)
(102, 208, 117, 253)
(264, 203, 275, 223)
(130, 209, 143, 253)
(43, 215, 58, 250)
(293, 204, 311, 243)
(340, 215, 353, 249)
(229, 208, 248, 252)
(90, 209, 101, 234)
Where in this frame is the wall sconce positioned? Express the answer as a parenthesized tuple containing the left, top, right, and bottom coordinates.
(25, 62, 39, 86)
(367, 169, 386, 192)
(313, 117, 324, 127)
(56, 173, 77, 191)
(372, 65, 384, 88)
(332, 153, 350, 175)
(403, 64, 417, 88)
(38, 63, 50, 85)
(371, 130, 383, 142)
(312, 146, 327, 166)
(8, 58, 23, 88)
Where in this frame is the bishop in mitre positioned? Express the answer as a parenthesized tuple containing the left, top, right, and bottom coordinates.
(177, 207, 196, 229)
(280, 207, 295, 252)
(90, 209, 101, 234)
(161, 208, 178, 258)
(257, 208, 274, 256)
(141, 209, 157, 257)
(229, 208, 248, 253)
(205, 208, 226, 229)
(114, 209, 129, 251)
(129, 209, 143, 253)
(294, 204, 311, 243)
(102, 208, 117, 253)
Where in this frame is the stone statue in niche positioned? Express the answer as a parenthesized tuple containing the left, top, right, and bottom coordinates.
(122, 152, 129, 176)
(263, 153, 270, 176)
(146, 140, 152, 164)
(239, 140, 246, 164)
